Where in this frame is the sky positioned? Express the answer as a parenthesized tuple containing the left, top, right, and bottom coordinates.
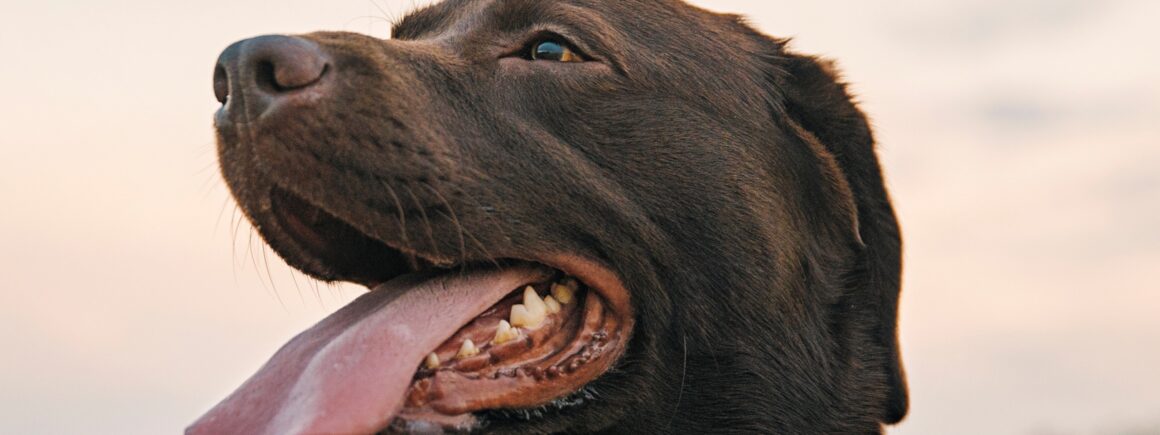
(1, 0, 1158, 434)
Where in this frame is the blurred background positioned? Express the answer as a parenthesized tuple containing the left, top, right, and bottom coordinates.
(1, 0, 1157, 433)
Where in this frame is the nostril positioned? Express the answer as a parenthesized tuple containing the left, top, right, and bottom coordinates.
(213, 64, 230, 104)
(253, 60, 278, 94)
(271, 57, 329, 91)
(251, 58, 328, 94)
(249, 35, 330, 93)
(213, 35, 330, 118)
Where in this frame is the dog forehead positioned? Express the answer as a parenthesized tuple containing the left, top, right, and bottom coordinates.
(393, 0, 687, 41)
(392, 0, 766, 77)
(389, 0, 778, 126)
(393, 0, 569, 40)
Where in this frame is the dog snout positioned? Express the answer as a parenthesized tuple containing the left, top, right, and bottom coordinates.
(214, 35, 330, 121)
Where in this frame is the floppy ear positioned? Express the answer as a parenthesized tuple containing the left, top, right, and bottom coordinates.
(776, 49, 909, 424)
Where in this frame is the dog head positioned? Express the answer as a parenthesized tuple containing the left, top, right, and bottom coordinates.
(195, 0, 906, 433)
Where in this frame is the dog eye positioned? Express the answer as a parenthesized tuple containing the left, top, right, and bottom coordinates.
(530, 40, 583, 62)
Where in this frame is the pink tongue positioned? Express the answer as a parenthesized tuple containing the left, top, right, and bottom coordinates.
(188, 265, 551, 435)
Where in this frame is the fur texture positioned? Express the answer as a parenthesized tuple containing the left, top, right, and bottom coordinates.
(217, 0, 907, 432)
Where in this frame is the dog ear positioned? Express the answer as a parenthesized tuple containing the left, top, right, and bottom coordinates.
(775, 49, 909, 424)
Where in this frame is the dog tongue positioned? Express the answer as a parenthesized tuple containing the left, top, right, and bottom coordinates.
(188, 264, 551, 435)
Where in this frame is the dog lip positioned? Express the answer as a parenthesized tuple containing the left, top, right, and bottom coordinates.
(189, 206, 635, 433)
(519, 254, 633, 323)
(260, 184, 633, 318)
(241, 184, 636, 430)
(392, 256, 633, 429)
(264, 184, 444, 287)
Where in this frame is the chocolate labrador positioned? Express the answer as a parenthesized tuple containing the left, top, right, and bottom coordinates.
(193, 0, 907, 433)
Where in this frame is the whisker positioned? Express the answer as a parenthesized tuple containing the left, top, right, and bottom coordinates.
(247, 229, 266, 289)
(230, 207, 243, 285)
(421, 181, 469, 269)
(309, 275, 323, 302)
(213, 197, 234, 237)
(381, 179, 414, 264)
(292, 268, 325, 308)
(665, 334, 689, 430)
(344, 14, 395, 34)
(403, 182, 442, 261)
(194, 159, 218, 177)
(261, 243, 295, 305)
(250, 227, 287, 309)
(198, 169, 224, 199)
(444, 177, 504, 271)
(370, 0, 396, 24)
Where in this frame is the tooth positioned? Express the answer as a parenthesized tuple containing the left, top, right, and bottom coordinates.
(510, 300, 545, 329)
(511, 304, 531, 328)
(544, 295, 562, 314)
(424, 353, 441, 370)
(562, 277, 580, 291)
(456, 339, 480, 360)
(493, 320, 520, 345)
(524, 286, 547, 317)
(551, 283, 575, 305)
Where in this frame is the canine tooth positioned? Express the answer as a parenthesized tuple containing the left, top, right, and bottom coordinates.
(551, 283, 575, 305)
(510, 304, 544, 329)
(493, 320, 520, 345)
(424, 353, 441, 370)
(456, 339, 480, 360)
(524, 286, 548, 317)
(544, 295, 562, 314)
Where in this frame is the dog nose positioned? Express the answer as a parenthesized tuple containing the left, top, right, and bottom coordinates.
(214, 35, 330, 118)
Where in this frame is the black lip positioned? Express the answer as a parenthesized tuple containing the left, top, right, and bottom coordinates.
(268, 186, 416, 286)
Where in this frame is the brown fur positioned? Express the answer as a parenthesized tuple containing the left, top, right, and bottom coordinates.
(215, 0, 906, 432)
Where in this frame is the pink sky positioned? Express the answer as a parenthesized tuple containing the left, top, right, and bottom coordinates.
(1, 1, 1157, 433)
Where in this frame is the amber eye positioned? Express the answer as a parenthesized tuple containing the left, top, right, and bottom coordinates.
(531, 40, 582, 62)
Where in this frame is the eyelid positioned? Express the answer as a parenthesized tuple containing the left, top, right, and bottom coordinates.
(505, 29, 597, 62)
(529, 40, 583, 62)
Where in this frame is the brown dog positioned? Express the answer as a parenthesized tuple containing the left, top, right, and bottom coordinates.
(193, 0, 907, 433)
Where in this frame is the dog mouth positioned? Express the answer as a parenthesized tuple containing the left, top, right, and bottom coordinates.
(190, 187, 633, 434)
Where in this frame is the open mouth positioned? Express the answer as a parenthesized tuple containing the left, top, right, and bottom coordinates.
(191, 187, 633, 434)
